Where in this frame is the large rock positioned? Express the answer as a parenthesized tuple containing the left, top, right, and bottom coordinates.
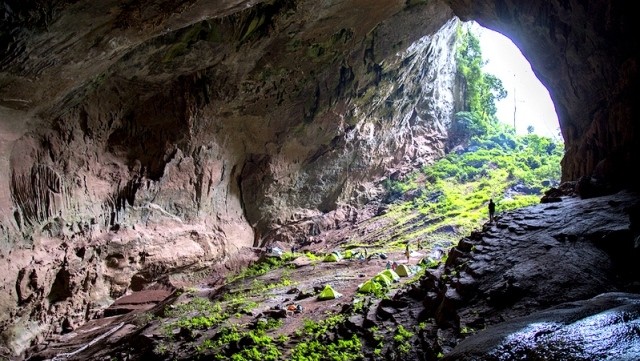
(425, 190, 640, 357)
(442, 292, 640, 361)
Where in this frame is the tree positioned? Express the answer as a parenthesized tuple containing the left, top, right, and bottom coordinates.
(454, 26, 508, 142)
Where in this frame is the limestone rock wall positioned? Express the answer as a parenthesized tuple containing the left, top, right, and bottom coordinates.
(3, 0, 637, 356)
(0, 0, 459, 353)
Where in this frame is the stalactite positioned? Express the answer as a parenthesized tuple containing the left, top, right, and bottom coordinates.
(10, 164, 64, 227)
(102, 177, 142, 227)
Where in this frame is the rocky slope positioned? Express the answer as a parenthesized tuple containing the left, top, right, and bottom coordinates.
(432, 189, 640, 359)
(1, 0, 639, 357)
(13, 189, 640, 360)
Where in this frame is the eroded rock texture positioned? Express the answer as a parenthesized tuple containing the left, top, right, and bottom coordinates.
(0, 0, 639, 356)
(380, 190, 640, 360)
(442, 292, 640, 361)
(0, 0, 459, 353)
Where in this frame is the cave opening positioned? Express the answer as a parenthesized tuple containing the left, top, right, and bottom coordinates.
(470, 22, 562, 143)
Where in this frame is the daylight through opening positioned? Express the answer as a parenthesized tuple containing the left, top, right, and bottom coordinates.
(471, 22, 562, 142)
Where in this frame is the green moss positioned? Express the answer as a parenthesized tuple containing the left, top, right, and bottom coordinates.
(163, 297, 229, 334)
(226, 253, 294, 283)
(290, 333, 363, 361)
(163, 22, 204, 62)
(241, 14, 266, 42)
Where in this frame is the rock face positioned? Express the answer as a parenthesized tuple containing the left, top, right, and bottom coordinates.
(442, 292, 640, 361)
(13, 188, 640, 361)
(0, 0, 639, 356)
(0, 0, 460, 354)
(421, 190, 640, 358)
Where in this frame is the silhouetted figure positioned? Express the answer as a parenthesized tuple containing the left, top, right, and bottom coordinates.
(405, 242, 411, 264)
(488, 198, 496, 223)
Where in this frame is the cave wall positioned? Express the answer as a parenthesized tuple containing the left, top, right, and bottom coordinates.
(1, 0, 458, 243)
(0, 0, 460, 353)
(1, 0, 638, 355)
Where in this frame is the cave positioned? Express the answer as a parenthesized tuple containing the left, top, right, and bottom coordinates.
(0, 0, 639, 360)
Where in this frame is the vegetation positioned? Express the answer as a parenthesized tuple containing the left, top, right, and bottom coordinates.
(392, 325, 414, 355)
(290, 315, 364, 361)
(383, 25, 563, 238)
(227, 253, 295, 283)
(163, 297, 229, 335)
(136, 24, 563, 361)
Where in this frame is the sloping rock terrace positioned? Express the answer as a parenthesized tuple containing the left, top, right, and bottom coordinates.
(16, 189, 640, 360)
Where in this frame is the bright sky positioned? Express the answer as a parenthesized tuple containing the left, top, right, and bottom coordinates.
(471, 23, 562, 141)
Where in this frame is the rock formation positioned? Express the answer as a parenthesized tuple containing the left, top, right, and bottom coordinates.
(431, 189, 640, 359)
(0, 0, 638, 356)
(1, 0, 460, 353)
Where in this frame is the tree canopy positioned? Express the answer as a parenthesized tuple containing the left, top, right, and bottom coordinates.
(383, 25, 564, 240)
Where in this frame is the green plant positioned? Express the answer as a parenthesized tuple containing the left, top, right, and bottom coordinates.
(227, 255, 292, 283)
(255, 318, 284, 331)
(196, 339, 216, 353)
(460, 326, 475, 335)
(304, 251, 321, 261)
(153, 342, 170, 355)
(163, 297, 229, 337)
(300, 315, 345, 338)
(290, 334, 363, 361)
(133, 311, 155, 326)
(393, 325, 414, 355)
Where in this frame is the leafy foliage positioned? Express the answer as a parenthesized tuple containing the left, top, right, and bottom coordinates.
(164, 297, 228, 333)
(383, 26, 563, 239)
(287, 315, 364, 360)
(291, 333, 363, 361)
(393, 325, 415, 355)
(452, 26, 507, 146)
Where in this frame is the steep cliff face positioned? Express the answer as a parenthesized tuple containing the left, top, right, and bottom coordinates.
(0, 0, 460, 353)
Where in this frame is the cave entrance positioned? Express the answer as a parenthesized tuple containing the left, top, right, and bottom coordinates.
(471, 22, 561, 142)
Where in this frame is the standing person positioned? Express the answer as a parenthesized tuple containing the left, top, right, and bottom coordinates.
(488, 198, 496, 223)
(404, 242, 411, 264)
